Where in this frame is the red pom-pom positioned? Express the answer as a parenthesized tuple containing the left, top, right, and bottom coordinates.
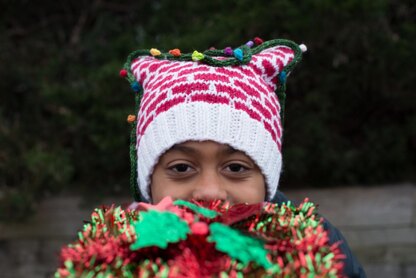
(119, 69, 128, 78)
(254, 37, 264, 45)
(191, 222, 209, 236)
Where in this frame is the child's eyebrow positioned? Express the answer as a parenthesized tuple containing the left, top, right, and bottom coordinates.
(169, 145, 198, 154)
(224, 146, 239, 154)
(170, 144, 239, 155)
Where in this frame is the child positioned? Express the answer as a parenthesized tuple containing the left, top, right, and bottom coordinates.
(121, 38, 366, 277)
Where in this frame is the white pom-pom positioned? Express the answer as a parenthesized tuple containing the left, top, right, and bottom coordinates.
(299, 44, 307, 53)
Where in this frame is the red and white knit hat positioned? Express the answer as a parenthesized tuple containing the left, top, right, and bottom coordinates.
(121, 38, 306, 201)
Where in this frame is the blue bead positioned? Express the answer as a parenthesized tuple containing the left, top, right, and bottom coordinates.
(131, 81, 141, 92)
(279, 71, 287, 83)
(234, 48, 243, 61)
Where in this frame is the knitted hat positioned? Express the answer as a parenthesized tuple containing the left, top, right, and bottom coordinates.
(121, 38, 305, 202)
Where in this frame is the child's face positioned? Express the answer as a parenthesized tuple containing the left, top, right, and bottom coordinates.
(150, 141, 266, 204)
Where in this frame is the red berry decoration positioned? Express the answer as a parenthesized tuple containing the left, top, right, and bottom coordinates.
(254, 37, 264, 45)
(191, 222, 209, 236)
(119, 69, 128, 78)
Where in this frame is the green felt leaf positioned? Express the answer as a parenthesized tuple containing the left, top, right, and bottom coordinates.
(208, 222, 272, 269)
(173, 200, 219, 218)
(130, 210, 189, 250)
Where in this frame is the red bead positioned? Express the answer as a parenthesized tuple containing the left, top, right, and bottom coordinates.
(169, 48, 181, 57)
(119, 69, 128, 78)
(254, 37, 264, 45)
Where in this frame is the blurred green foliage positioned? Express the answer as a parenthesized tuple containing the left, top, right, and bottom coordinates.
(0, 0, 415, 221)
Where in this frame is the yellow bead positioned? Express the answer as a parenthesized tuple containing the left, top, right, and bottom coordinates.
(150, 48, 161, 56)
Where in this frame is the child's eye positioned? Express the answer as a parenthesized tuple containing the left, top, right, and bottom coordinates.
(169, 163, 193, 173)
(225, 163, 248, 173)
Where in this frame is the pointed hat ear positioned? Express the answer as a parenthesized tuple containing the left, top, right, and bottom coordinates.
(248, 45, 297, 88)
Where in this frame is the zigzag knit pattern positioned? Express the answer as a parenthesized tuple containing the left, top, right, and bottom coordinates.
(131, 46, 295, 151)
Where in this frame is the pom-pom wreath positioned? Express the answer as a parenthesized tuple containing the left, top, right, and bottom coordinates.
(56, 197, 345, 277)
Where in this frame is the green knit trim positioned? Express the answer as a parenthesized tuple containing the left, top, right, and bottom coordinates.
(129, 91, 142, 201)
(123, 39, 304, 201)
(123, 39, 302, 75)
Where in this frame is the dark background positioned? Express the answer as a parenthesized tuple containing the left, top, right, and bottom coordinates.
(1, 0, 415, 221)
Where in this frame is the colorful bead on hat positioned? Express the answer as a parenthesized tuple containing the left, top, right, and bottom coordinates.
(121, 38, 306, 202)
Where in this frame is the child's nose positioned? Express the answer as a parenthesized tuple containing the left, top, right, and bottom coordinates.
(191, 171, 227, 201)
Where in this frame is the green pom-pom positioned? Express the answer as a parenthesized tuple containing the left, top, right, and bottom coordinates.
(130, 210, 190, 249)
(208, 222, 272, 269)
